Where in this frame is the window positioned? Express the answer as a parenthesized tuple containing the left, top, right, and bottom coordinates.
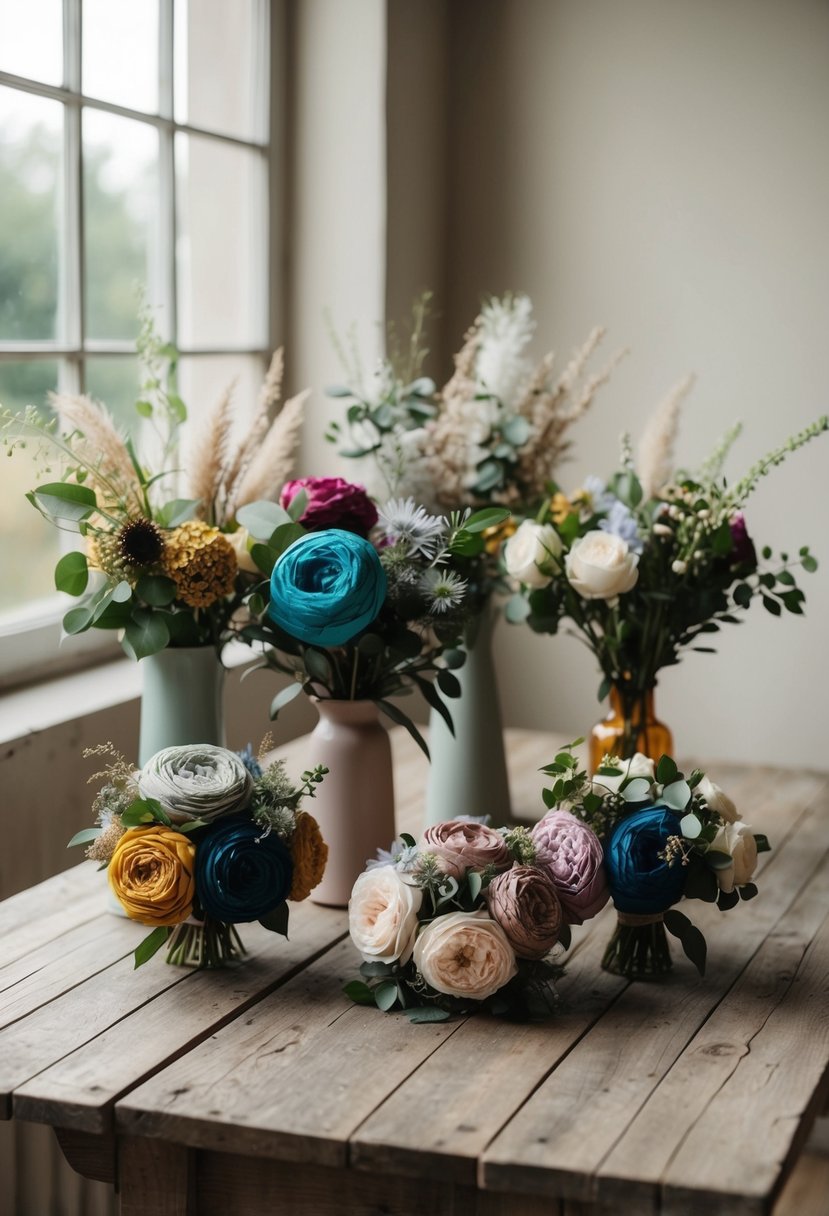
(0, 0, 273, 686)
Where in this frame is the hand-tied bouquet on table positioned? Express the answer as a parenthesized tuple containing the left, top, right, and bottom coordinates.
(503, 381, 828, 769)
(70, 741, 328, 968)
(345, 809, 609, 1022)
(325, 293, 623, 824)
(0, 315, 307, 661)
(540, 743, 769, 979)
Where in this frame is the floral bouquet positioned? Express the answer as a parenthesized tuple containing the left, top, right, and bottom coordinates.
(504, 390, 828, 766)
(540, 743, 769, 979)
(1, 312, 307, 659)
(344, 810, 608, 1022)
(326, 293, 621, 606)
(238, 475, 508, 754)
(70, 741, 328, 968)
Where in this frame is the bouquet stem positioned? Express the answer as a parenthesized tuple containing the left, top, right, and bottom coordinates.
(601, 911, 672, 980)
(165, 917, 247, 968)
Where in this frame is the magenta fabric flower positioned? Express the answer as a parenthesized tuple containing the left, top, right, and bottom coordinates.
(486, 865, 563, 959)
(531, 810, 609, 924)
(729, 511, 758, 570)
(280, 477, 378, 536)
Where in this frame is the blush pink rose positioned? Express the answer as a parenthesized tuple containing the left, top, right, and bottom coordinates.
(486, 865, 563, 959)
(280, 477, 378, 537)
(531, 810, 609, 924)
(420, 820, 512, 876)
(412, 909, 517, 1000)
(348, 865, 422, 964)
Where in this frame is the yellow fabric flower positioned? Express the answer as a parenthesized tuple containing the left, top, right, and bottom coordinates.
(108, 825, 196, 926)
(288, 811, 328, 901)
(482, 518, 518, 555)
(163, 520, 238, 609)
(549, 492, 573, 525)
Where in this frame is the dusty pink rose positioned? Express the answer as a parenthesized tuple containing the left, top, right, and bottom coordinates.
(420, 820, 511, 876)
(412, 909, 517, 1000)
(486, 865, 563, 959)
(531, 810, 609, 925)
(280, 477, 378, 536)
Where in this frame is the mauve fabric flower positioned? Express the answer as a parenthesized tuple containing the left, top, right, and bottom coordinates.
(604, 805, 686, 915)
(420, 820, 512, 875)
(486, 865, 563, 959)
(531, 811, 609, 924)
(729, 511, 758, 569)
(268, 529, 387, 647)
(195, 813, 293, 923)
(280, 477, 378, 537)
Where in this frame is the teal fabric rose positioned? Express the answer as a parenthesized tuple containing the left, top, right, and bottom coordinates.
(268, 529, 387, 647)
(604, 805, 686, 915)
(195, 813, 293, 922)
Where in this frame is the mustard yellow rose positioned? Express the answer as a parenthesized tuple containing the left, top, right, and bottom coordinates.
(289, 811, 329, 901)
(108, 826, 196, 926)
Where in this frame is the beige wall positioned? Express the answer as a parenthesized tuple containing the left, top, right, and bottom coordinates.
(427, 0, 829, 769)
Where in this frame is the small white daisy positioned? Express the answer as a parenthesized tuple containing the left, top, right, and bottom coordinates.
(377, 497, 446, 557)
(419, 567, 468, 614)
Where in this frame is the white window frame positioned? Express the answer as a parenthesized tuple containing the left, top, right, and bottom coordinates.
(0, 0, 277, 690)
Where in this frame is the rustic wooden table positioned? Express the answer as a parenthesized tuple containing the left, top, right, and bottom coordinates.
(2, 729, 828, 1216)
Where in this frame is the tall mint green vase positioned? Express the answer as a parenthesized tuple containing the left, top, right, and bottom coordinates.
(424, 602, 511, 828)
(138, 646, 226, 765)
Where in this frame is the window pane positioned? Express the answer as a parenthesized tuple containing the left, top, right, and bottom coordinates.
(174, 0, 266, 142)
(0, 87, 63, 341)
(85, 356, 141, 431)
(82, 0, 159, 114)
(83, 110, 162, 341)
(0, 0, 63, 86)
(0, 361, 62, 616)
(176, 134, 266, 349)
(177, 353, 267, 491)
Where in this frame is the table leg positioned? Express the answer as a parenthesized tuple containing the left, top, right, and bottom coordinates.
(119, 1137, 193, 1216)
(54, 1126, 117, 1184)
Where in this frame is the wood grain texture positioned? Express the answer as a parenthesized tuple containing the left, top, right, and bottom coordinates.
(116, 939, 459, 1167)
(54, 1126, 116, 1184)
(0, 863, 103, 969)
(119, 1137, 193, 1216)
(13, 904, 347, 1133)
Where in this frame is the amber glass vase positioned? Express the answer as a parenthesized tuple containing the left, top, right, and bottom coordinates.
(589, 685, 673, 773)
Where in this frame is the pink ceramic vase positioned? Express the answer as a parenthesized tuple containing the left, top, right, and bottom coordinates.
(307, 699, 396, 907)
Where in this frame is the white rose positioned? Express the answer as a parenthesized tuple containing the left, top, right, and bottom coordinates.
(504, 520, 563, 589)
(138, 745, 253, 824)
(697, 776, 740, 823)
(565, 530, 639, 600)
(227, 527, 259, 574)
(710, 822, 759, 893)
(592, 751, 655, 797)
(412, 908, 517, 1000)
(348, 866, 422, 965)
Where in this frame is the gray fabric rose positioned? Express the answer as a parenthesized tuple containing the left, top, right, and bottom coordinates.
(138, 745, 253, 824)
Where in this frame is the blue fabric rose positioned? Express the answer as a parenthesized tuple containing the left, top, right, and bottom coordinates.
(268, 529, 387, 647)
(195, 814, 293, 923)
(604, 805, 686, 915)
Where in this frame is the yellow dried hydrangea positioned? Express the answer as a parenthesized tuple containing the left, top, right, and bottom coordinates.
(288, 811, 329, 901)
(162, 520, 238, 609)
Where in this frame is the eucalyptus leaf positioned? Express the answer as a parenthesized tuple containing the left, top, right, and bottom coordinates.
(63, 605, 95, 635)
(436, 669, 461, 699)
(656, 755, 678, 785)
(661, 779, 692, 811)
(259, 902, 290, 937)
(467, 871, 482, 901)
(123, 610, 171, 661)
(54, 551, 89, 596)
(285, 488, 308, 522)
(621, 777, 652, 803)
(374, 981, 399, 1012)
(136, 574, 178, 607)
(405, 1007, 451, 1023)
(156, 498, 200, 528)
(32, 481, 97, 522)
(236, 500, 292, 540)
(343, 980, 375, 1005)
(270, 681, 305, 718)
(269, 522, 306, 555)
(505, 594, 530, 624)
(67, 827, 103, 848)
(359, 960, 397, 978)
(679, 813, 702, 839)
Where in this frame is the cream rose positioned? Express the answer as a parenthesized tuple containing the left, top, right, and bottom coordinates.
(697, 775, 740, 823)
(565, 530, 639, 600)
(413, 909, 517, 1001)
(349, 865, 422, 965)
(503, 520, 562, 589)
(592, 752, 655, 797)
(227, 527, 259, 574)
(711, 822, 758, 893)
(138, 745, 253, 824)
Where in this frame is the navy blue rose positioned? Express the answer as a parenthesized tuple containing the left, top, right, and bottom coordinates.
(604, 805, 686, 915)
(268, 529, 387, 647)
(195, 814, 293, 923)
